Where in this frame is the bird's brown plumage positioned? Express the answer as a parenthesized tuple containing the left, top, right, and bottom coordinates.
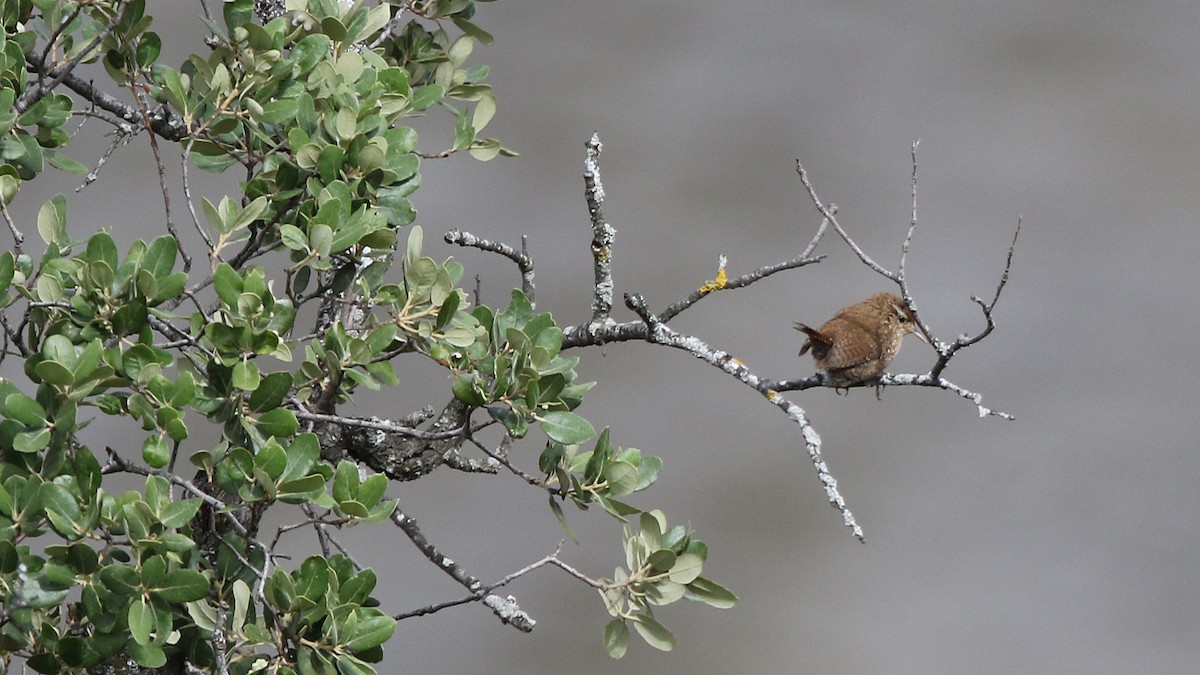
(795, 292, 927, 388)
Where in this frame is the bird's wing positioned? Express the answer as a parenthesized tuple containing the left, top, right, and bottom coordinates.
(820, 331, 881, 371)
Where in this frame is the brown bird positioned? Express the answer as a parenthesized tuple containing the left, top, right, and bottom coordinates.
(795, 292, 929, 391)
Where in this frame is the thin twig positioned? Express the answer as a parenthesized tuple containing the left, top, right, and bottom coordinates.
(657, 254, 824, 323)
(291, 406, 465, 440)
(444, 229, 535, 304)
(795, 159, 897, 280)
(390, 504, 537, 631)
(17, 1, 127, 114)
(181, 138, 216, 254)
(0, 196, 24, 254)
(466, 435, 542, 486)
(395, 542, 609, 622)
(131, 83, 191, 272)
(929, 217, 1023, 379)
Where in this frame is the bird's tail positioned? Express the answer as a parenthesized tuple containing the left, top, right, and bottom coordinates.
(793, 322, 827, 356)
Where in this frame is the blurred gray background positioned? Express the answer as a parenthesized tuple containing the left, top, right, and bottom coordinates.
(21, 0, 1200, 672)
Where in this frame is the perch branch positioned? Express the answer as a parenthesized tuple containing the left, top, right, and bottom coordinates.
(623, 293, 864, 541)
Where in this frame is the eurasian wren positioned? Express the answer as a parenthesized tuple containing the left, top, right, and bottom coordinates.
(795, 292, 929, 389)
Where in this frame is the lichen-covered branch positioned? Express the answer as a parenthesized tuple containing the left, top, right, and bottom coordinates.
(584, 133, 616, 323)
(390, 506, 536, 631)
(622, 293, 864, 541)
(445, 229, 535, 305)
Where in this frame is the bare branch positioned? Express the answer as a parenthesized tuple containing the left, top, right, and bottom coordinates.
(584, 133, 616, 323)
(465, 434, 543, 486)
(657, 253, 824, 323)
(929, 217, 1023, 379)
(623, 293, 864, 541)
(395, 542, 611, 624)
(75, 118, 139, 192)
(391, 505, 537, 631)
(795, 159, 897, 280)
(292, 406, 464, 441)
(23, 51, 189, 142)
(766, 372, 1014, 420)
(0, 195, 24, 254)
(181, 138, 216, 254)
(131, 84, 191, 272)
(444, 229, 535, 304)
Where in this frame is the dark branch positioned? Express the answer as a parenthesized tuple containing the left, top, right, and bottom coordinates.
(24, 51, 190, 142)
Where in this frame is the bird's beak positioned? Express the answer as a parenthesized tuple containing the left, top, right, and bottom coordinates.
(912, 322, 931, 345)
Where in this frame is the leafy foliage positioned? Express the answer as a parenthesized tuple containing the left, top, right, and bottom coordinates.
(0, 1, 732, 672)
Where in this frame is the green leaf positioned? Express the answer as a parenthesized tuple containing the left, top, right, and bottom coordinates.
(435, 290, 460, 330)
(142, 435, 169, 468)
(646, 549, 676, 574)
(152, 272, 187, 304)
(342, 613, 396, 651)
(279, 223, 307, 251)
(548, 495, 578, 543)
(631, 613, 675, 652)
(46, 148, 88, 174)
(232, 360, 261, 391)
(539, 411, 594, 445)
(86, 231, 119, 268)
(158, 498, 202, 529)
(257, 408, 298, 438)
(256, 440, 287, 480)
(358, 473, 386, 507)
(411, 84, 445, 111)
(127, 641, 166, 668)
(0, 251, 13, 293)
(5, 391, 47, 425)
(633, 455, 662, 492)
(150, 569, 210, 602)
(223, 0, 253, 31)
(14, 427, 50, 453)
(333, 460, 357, 503)
(334, 653, 375, 675)
(129, 596, 154, 645)
(667, 552, 704, 584)
(35, 359, 74, 386)
(186, 599, 218, 632)
(212, 263, 243, 309)
(280, 433, 320, 483)
(36, 194, 66, 246)
(39, 482, 81, 534)
(451, 373, 484, 406)
(278, 474, 326, 503)
(604, 460, 639, 496)
(603, 618, 630, 659)
(685, 576, 738, 609)
(26, 652, 61, 673)
(143, 236, 178, 278)
(339, 569, 377, 606)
